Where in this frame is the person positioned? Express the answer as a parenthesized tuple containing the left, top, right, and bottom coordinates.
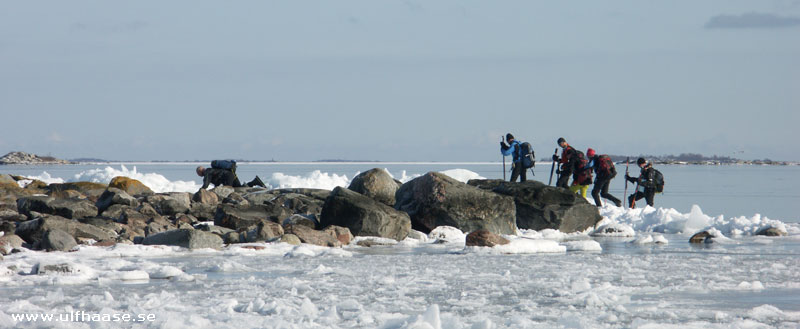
(500, 133, 526, 182)
(569, 150, 592, 198)
(625, 157, 656, 207)
(196, 166, 266, 191)
(552, 137, 579, 188)
(586, 148, 622, 207)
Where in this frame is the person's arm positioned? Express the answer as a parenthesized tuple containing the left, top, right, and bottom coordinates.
(501, 142, 515, 156)
(200, 173, 210, 190)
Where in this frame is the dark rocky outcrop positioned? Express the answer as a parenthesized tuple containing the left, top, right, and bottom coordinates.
(214, 204, 291, 230)
(17, 196, 98, 220)
(689, 231, 712, 243)
(142, 229, 223, 249)
(468, 179, 602, 233)
(465, 229, 510, 247)
(283, 214, 318, 229)
(192, 189, 219, 205)
(395, 172, 516, 235)
(46, 182, 107, 201)
(15, 215, 116, 246)
(348, 168, 402, 206)
(320, 187, 411, 240)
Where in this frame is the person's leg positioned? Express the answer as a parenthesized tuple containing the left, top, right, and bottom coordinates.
(600, 179, 621, 207)
(629, 191, 645, 208)
(520, 165, 527, 182)
(579, 185, 589, 198)
(557, 170, 571, 188)
(510, 164, 520, 182)
(591, 182, 603, 206)
(645, 189, 655, 207)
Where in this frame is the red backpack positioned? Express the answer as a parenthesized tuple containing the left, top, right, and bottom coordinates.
(597, 155, 615, 176)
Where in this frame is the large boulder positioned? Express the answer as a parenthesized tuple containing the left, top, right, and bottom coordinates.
(0, 234, 25, 254)
(240, 220, 284, 243)
(142, 229, 223, 249)
(41, 229, 77, 251)
(15, 215, 116, 244)
(192, 189, 219, 205)
(157, 193, 191, 216)
(320, 186, 411, 240)
(109, 176, 154, 196)
(468, 179, 602, 233)
(46, 182, 107, 201)
(284, 224, 341, 247)
(348, 168, 402, 206)
(214, 204, 291, 230)
(95, 188, 139, 213)
(395, 172, 516, 235)
(17, 196, 98, 219)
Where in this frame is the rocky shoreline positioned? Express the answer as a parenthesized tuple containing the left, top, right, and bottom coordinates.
(0, 168, 604, 256)
(0, 151, 73, 165)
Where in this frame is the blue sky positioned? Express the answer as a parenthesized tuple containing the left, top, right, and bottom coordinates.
(1, 1, 798, 161)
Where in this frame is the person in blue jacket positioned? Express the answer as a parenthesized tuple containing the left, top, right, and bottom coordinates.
(500, 133, 527, 182)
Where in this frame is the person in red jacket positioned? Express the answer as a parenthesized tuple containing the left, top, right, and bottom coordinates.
(586, 148, 622, 207)
(552, 137, 579, 188)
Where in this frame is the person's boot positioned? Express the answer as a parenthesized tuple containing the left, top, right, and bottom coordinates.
(250, 175, 266, 188)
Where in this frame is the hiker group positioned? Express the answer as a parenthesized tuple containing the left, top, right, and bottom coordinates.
(500, 134, 664, 208)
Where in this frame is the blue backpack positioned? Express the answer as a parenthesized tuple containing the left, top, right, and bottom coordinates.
(517, 142, 535, 169)
(211, 160, 237, 172)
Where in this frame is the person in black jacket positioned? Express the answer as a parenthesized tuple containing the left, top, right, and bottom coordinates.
(196, 166, 265, 191)
(552, 137, 579, 188)
(625, 157, 656, 207)
(586, 148, 622, 207)
(500, 133, 526, 182)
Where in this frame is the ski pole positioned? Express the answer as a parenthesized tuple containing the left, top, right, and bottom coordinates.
(501, 136, 506, 181)
(548, 148, 558, 185)
(624, 157, 629, 209)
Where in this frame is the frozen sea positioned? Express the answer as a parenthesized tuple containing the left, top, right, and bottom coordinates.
(1, 162, 799, 328)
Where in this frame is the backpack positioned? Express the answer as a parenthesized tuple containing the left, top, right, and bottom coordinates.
(211, 159, 237, 173)
(653, 169, 665, 192)
(572, 151, 592, 184)
(517, 142, 536, 169)
(597, 155, 615, 177)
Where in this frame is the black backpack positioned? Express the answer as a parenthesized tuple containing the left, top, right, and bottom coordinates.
(211, 159, 237, 173)
(653, 169, 665, 192)
(517, 142, 535, 169)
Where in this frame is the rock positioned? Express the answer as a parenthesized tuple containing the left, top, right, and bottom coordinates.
(100, 204, 131, 221)
(322, 225, 353, 245)
(35, 263, 82, 275)
(46, 182, 107, 201)
(175, 214, 197, 226)
(192, 189, 219, 205)
(280, 234, 302, 245)
(0, 234, 25, 255)
(17, 196, 98, 220)
(15, 215, 116, 244)
(395, 172, 516, 235)
(241, 220, 284, 243)
(142, 229, 223, 249)
(95, 188, 139, 213)
(223, 231, 241, 244)
(214, 204, 291, 230)
(158, 194, 190, 216)
(0, 221, 17, 235)
(348, 168, 402, 206)
(109, 176, 154, 196)
(755, 227, 787, 237)
(80, 217, 122, 233)
(320, 186, 411, 240)
(222, 192, 249, 206)
(189, 203, 217, 222)
(42, 229, 78, 251)
(145, 220, 175, 237)
(689, 231, 711, 243)
(284, 224, 341, 247)
(465, 229, 510, 247)
(211, 186, 235, 199)
(283, 214, 317, 229)
(0, 151, 72, 165)
(0, 209, 26, 222)
(137, 203, 160, 218)
(0, 174, 16, 185)
(468, 179, 602, 233)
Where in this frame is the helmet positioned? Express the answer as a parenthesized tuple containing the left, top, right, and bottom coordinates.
(557, 137, 566, 145)
(587, 148, 596, 158)
(637, 157, 646, 165)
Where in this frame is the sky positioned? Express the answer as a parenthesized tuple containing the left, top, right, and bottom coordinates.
(1, 1, 799, 162)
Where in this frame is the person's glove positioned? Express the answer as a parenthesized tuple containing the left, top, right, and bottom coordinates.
(500, 142, 509, 150)
(552, 154, 559, 161)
